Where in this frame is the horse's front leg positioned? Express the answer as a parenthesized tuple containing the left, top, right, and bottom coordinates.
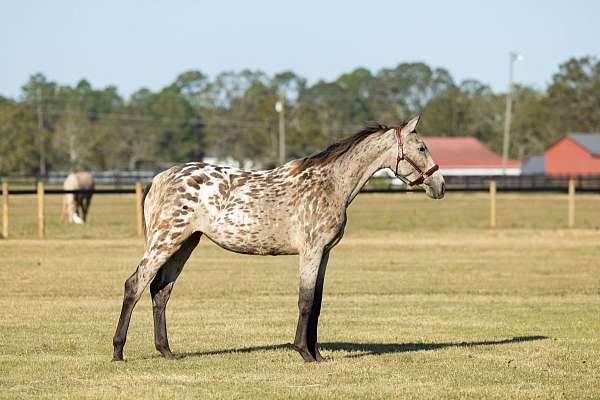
(308, 249, 329, 362)
(293, 248, 329, 362)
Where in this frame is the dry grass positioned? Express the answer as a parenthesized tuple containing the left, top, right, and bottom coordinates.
(0, 193, 599, 399)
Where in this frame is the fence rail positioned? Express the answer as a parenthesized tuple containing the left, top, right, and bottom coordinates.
(5, 188, 137, 195)
(0, 181, 145, 240)
(5, 171, 156, 187)
(364, 175, 600, 193)
(4, 174, 600, 194)
(0, 175, 596, 239)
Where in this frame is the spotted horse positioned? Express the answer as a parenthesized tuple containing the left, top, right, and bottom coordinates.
(112, 115, 445, 363)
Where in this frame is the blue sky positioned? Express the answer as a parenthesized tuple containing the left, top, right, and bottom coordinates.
(1, 0, 598, 99)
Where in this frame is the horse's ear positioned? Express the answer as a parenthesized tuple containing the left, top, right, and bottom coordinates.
(404, 115, 421, 133)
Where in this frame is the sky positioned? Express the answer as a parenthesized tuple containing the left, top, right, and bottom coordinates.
(1, 0, 598, 100)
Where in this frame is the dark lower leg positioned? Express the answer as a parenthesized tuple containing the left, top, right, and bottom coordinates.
(149, 232, 200, 359)
(307, 302, 324, 362)
(307, 251, 328, 362)
(81, 199, 89, 222)
(151, 281, 175, 358)
(112, 272, 140, 361)
(293, 287, 316, 362)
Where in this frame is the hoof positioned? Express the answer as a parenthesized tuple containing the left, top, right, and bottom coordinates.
(112, 356, 125, 362)
(157, 346, 176, 360)
(293, 344, 316, 363)
(314, 345, 327, 362)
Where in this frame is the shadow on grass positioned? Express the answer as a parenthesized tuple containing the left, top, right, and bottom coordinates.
(178, 335, 547, 359)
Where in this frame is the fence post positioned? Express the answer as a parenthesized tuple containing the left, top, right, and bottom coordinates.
(489, 180, 497, 228)
(2, 180, 8, 239)
(135, 181, 143, 238)
(568, 178, 575, 228)
(37, 180, 45, 239)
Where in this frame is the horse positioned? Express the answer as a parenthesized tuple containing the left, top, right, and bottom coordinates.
(61, 171, 94, 224)
(112, 115, 445, 363)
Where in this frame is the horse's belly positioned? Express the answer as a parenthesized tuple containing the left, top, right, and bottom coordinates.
(195, 196, 296, 255)
(204, 215, 296, 255)
(206, 231, 296, 256)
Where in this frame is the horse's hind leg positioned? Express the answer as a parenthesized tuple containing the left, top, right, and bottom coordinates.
(112, 232, 191, 361)
(150, 232, 202, 359)
(82, 194, 92, 222)
(72, 195, 84, 224)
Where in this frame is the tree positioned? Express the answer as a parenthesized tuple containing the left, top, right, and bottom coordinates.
(2, 56, 599, 173)
(172, 70, 209, 107)
(508, 85, 548, 159)
(373, 62, 455, 122)
(0, 98, 39, 174)
(51, 80, 124, 170)
(422, 80, 503, 149)
(544, 56, 600, 136)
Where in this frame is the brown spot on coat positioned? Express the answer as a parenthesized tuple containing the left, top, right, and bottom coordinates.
(187, 179, 201, 190)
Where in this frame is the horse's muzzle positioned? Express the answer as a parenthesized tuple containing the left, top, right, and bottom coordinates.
(424, 173, 445, 199)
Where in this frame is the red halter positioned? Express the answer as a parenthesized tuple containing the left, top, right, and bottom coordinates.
(394, 127, 439, 186)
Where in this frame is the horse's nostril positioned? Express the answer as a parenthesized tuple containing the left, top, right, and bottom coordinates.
(438, 182, 446, 199)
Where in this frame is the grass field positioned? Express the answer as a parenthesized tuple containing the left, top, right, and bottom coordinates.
(0, 193, 599, 399)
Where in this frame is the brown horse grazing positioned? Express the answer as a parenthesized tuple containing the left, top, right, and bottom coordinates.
(112, 115, 445, 363)
(62, 171, 94, 224)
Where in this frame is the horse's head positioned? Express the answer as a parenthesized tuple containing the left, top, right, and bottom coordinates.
(390, 115, 445, 199)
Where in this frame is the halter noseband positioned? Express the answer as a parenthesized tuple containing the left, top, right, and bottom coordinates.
(394, 127, 439, 186)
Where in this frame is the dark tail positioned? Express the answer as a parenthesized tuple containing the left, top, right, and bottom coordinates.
(141, 182, 152, 242)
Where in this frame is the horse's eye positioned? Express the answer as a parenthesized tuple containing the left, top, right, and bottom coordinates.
(418, 146, 426, 152)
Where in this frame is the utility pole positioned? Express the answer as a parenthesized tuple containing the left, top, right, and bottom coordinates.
(36, 88, 46, 177)
(275, 93, 286, 165)
(501, 52, 523, 174)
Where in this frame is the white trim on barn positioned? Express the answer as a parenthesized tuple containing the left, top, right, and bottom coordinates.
(439, 166, 521, 176)
(373, 165, 521, 186)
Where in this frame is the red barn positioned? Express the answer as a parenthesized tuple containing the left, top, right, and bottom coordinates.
(545, 133, 600, 176)
(423, 137, 521, 175)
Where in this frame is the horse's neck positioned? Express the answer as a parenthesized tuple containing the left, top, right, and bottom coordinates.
(331, 132, 394, 205)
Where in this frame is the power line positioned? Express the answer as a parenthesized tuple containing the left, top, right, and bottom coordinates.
(39, 107, 366, 133)
(41, 107, 268, 128)
(31, 88, 431, 110)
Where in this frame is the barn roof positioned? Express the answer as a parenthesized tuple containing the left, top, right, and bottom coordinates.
(422, 136, 521, 168)
(568, 133, 600, 156)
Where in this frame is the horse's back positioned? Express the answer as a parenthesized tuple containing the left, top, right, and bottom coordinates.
(75, 172, 94, 190)
(63, 171, 94, 190)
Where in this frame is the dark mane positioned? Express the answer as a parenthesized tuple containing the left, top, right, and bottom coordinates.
(290, 121, 401, 175)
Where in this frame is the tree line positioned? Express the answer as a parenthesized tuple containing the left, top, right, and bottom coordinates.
(0, 56, 598, 175)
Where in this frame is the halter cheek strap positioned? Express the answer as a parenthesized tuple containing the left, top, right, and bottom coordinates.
(394, 127, 439, 186)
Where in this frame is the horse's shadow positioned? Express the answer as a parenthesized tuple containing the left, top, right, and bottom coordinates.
(178, 335, 547, 359)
